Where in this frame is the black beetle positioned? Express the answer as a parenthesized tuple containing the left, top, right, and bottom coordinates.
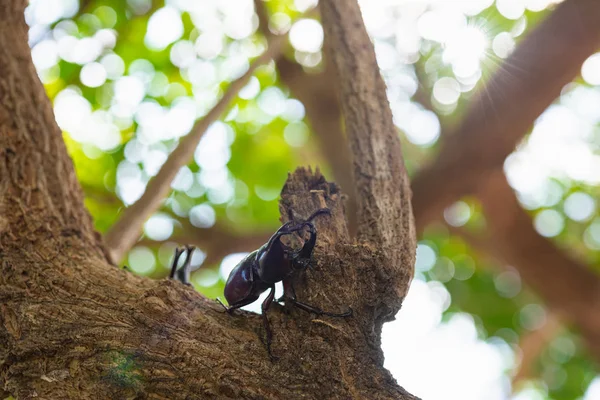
(169, 208, 352, 359)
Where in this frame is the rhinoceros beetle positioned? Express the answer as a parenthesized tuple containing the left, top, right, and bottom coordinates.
(168, 208, 352, 359)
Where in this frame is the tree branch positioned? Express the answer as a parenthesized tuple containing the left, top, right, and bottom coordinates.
(405, 0, 600, 364)
(104, 27, 291, 264)
(1, 3, 419, 398)
(320, 1, 416, 274)
(3, 168, 420, 399)
(513, 313, 562, 386)
(258, 0, 600, 375)
(0, 3, 106, 260)
(411, 0, 600, 229)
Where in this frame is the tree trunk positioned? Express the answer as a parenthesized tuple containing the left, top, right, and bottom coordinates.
(0, 1, 417, 399)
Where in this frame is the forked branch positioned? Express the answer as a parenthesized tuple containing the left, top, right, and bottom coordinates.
(1, 2, 420, 395)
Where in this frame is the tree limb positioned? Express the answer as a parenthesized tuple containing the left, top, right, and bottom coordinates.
(405, 0, 600, 364)
(0, 1, 105, 260)
(2, 168, 419, 399)
(1, 2, 419, 398)
(256, 0, 600, 375)
(104, 26, 291, 264)
(411, 0, 600, 229)
(320, 1, 416, 276)
(513, 313, 562, 386)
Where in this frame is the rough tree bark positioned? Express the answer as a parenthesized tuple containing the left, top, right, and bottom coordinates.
(0, 1, 417, 399)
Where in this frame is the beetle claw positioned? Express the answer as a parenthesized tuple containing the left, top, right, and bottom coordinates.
(326, 307, 353, 318)
(215, 298, 233, 314)
(258, 335, 279, 361)
(305, 208, 331, 223)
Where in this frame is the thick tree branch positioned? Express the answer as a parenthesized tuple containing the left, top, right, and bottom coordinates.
(0, 3, 105, 260)
(1, 3, 418, 398)
(3, 168, 419, 399)
(257, 0, 600, 376)
(404, 0, 600, 364)
(411, 0, 600, 229)
(104, 31, 290, 264)
(320, 1, 416, 275)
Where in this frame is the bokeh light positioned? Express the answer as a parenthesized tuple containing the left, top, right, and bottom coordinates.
(144, 7, 183, 51)
(382, 280, 511, 400)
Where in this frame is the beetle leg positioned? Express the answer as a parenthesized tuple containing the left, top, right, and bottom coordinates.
(216, 298, 230, 312)
(169, 245, 195, 285)
(261, 285, 278, 361)
(168, 247, 186, 279)
(215, 298, 240, 314)
(179, 245, 196, 285)
(280, 278, 352, 317)
(288, 299, 353, 318)
(277, 277, 296, 303)
(305, 208, 331, 222)
(289, 222, 317, 270)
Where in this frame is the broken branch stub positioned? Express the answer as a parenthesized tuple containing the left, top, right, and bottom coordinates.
(278, 168, 414, 366)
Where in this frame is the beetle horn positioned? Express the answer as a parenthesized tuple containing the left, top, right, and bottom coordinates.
(305, 208, 331, 223)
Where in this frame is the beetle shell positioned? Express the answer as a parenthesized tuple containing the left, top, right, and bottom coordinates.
(257, 243, 293, 284)
(223, 251, 258, 306)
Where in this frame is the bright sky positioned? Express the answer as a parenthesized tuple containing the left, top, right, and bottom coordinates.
(25, 0, 600, 398)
